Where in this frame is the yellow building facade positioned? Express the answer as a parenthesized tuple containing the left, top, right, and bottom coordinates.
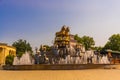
(0, 43, 16, 65)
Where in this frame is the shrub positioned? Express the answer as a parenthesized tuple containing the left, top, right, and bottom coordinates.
(5, 55, 14, 65)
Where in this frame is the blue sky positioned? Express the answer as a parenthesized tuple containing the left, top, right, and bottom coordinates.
(1, 0, 120, 49)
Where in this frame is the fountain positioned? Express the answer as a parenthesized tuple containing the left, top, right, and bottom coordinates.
(13, 52, 33, 65)
(13, 57, 20, 65)
(3, 44, 117, 70)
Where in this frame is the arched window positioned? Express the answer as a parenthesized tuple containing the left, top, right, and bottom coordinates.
(0, 47, 3, 53)
(9, 50, 12, 55)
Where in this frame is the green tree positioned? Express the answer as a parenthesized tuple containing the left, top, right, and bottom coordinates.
(74, 34, 83, 44)
(74, 34, 95, 50)
(104, 34, 120, 51)
(94, 46, 103, 51)
(39, 45, 51, 52)
(43, 45, 51, 51)
(12, 39, 32, 57)
(82, 36, 95, 50)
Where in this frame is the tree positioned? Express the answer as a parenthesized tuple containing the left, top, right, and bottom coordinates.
(12, 39, 32, 57)
(39, 45, 51, 52)
(43, 45, 51, 51)
(74, 34, 83, 44)
(82, 36, 95, 50)
(74, 34, 95, 50)
(94, 46, 103, 51)
(104, 34, 120, 51)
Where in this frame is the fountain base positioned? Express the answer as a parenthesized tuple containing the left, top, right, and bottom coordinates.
(2, 64, 117, 70)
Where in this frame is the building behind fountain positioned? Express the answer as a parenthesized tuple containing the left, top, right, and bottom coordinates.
(54, 25, 78, 48)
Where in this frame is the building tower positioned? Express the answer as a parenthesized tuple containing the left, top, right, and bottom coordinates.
(54, 25, 70, 48)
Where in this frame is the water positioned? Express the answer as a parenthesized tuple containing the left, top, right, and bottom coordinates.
(13, 57, 20, 65)
(57, 47, 110, 64)
(13, 52, 33, 65)
(13, 46, 110, 65)
(100, 55, 110, 64)
(57, 54, 110, 64)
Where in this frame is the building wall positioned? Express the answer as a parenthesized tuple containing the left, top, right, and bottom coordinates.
(0, 43, 16, 65)
(69, 34, 77, 47)
(54, 26, 85, 50)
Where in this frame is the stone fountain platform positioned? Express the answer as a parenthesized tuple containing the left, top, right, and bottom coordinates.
(2, 64, 118, 70)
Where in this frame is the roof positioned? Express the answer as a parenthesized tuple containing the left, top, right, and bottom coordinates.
(0, 43, 7, 46)
(0, 43, 16, 49)
(105, 50, 120, 54)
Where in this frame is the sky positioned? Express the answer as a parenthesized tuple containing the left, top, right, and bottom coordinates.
(1, 0, 120, 50)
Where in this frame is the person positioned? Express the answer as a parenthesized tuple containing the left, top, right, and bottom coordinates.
(34, 51, 40, 64)
(86, 48, 94, 64)
(94, 50, 99, 64)
(76, 46, 80, 57)
(108, 52, 112, 64)
(44, 54, 49, 64)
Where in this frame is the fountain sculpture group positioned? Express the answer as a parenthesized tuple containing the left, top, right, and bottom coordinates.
(13, 45, 110, 65)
